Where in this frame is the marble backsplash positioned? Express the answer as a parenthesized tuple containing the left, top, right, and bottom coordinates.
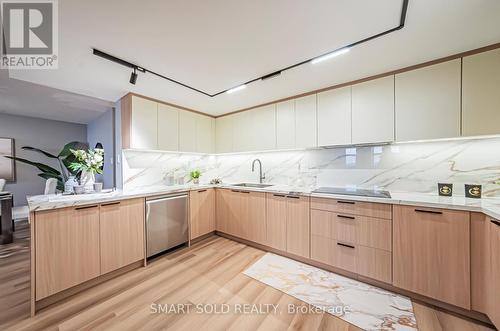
(122, 137, 500, 197)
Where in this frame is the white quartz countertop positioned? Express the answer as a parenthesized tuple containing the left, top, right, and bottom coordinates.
(26, 183, 500, 220)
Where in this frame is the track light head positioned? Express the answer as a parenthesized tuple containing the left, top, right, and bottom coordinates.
(129, 68, 138, 85)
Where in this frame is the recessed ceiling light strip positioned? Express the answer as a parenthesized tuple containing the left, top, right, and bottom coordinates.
(93, 0, 409, 97)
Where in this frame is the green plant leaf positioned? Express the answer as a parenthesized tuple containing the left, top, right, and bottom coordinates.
(58, 141, 88, 158)
(22, 146, 58, 158)
(6, 156, 61, 175)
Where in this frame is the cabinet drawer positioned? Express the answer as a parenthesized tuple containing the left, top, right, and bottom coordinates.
(311, 197, 392, 219)
(332, 213, 357, 244)
(311, 234, 331, 265)
(357, 246, 392, 283)
(358, 216, 392, 251)
(332, 240, 357, 273)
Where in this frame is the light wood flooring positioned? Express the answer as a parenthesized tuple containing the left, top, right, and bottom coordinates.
(0, 232, 496, 331)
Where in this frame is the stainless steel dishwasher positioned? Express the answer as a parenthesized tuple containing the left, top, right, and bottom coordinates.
(146, 193, 188, 258)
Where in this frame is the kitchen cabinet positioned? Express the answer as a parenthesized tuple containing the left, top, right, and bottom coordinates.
(276, 100, 295, 149)
(35, 205, 100, 300)
(100, 198, 145, 274)
(317, 86, 351, 146)
(490, 217, 500, 327)
(215, 189, 266, 244)
(352, 76, 394, 144)
(462, 48, 500, 136)
(190, 188, 215, 239)
(129, 96, 158, 150)
(215, 115, 233, 153)
(253, 104, 277, 151)
(393, 205, 470, 309)
(295, 94, 317, 148)
(179, 111, 197, 152)
(266, 193, 310, 258)
(395, 59, 461, 141)
(471, 213, 490, 313)
(196, 115, 215, 153)
(157, 103, 179, 151)
(232, 111, 252, 152)
(310, 198, 392, 283)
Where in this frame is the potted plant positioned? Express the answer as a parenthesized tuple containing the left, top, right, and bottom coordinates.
(190, 170, 201, 185)
(68, 148, 104, 192)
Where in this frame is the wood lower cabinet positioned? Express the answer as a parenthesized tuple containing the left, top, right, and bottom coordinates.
(216, 189, 266, 244)
(310, 204, 392, 284)
(489, 217, 500, 327)
(35, 205, 101, 300)
(393, 205, 470, 309)
(190, 188, 215, 240)
(266, 194, 287, 251)
(100, 198, 145, 274)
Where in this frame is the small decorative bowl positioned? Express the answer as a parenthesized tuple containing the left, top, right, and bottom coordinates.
(73, 185, 85, 195)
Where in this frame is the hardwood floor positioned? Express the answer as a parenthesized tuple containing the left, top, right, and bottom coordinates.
(0, 233, 495, 331)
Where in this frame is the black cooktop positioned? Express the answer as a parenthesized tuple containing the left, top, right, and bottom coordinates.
(312, 187, 391, 199)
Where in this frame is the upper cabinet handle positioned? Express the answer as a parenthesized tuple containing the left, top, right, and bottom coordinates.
(415, 209, 443, 215)
(337, 214, 355, 220)
(491, 219, 500, 227)
(101, 201, 120, 207)
(337, 200, 355, 205)
(75, 205, 98, 210)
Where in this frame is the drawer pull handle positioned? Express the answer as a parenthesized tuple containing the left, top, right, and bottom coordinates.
(337, 214, 355, 220)
(337, 200, 355, 205)
(491, 220, 500, 227)
(231, 190, 240, 193)
(286, 195, 300, 199)
(197, 189, 207, 193)
(337, 242, 355, 249)
(75, 205, 98, 210)
(240, 191, 250, 194)
(415, 209, 443, 215)
(101, 201, 120, 207)
(273, 194, 286, 197)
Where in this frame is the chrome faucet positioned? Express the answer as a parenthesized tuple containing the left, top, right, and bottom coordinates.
(252, 159, 265, 183)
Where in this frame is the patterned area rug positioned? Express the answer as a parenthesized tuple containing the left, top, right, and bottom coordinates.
(243, 253, 418, 331)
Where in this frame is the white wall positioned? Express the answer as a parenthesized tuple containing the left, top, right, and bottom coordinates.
(87, 109, 115, 189)
(0, 113, 87, 205)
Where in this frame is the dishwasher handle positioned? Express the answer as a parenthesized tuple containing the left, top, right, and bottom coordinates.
(146, 194, 188, 204)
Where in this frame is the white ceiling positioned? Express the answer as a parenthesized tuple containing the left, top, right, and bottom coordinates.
(0, 69, 113, 124)
(7, 0, 500, 117)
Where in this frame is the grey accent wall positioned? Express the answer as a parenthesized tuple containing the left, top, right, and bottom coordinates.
(0, 113, 87, 205)
(87, 109, 115, 189)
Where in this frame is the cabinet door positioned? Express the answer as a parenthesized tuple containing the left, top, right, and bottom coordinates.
(250, 105, 276, 151)
(490, 218, 500, 328)
(286, 196, 310, 258)
(462, 48, 500, 136)
(317, 87, 351, 146)
(215, 189, 230, 233)
(100, 198, 145, 274)
(246, 191, 267, 244)
(35, 206, 100, 300)
(352, 76, 394, 144)
(190, 189, 215, 239)
(131, 96, 158, 149)
(215, 115, 233, 153)
(179, 111, 197, 152)
(196, 115, 215, 153)
(295, 95, 317, 148)
(393, 205, 470, 309)
(471, 213, 490, 313)
(157, 103, 179, 151)
(276, 100, 295, 149)
(232, 111, 252, 152)
(266, 193, 287, 250)
(395, 59, 461, 141)
(225, 189, 242, 237)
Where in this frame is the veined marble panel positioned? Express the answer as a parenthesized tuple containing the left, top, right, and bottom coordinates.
(123, 137, 500, 196)
(244, 253, 417, 331)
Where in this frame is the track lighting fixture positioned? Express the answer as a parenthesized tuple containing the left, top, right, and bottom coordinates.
(129, 68, 138, 85)
(92, 0, 408, 97)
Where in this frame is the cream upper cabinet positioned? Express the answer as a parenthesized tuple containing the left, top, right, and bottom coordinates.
(178, 111, 197, 152)
(196, 115, 215, 153)
(395, 59, 461, 141)
(251, 104, 276, 151)
(317, 86, 351, 146)
(130, 96, 158, 149)
(462, 48, 500, 136)
(215, 115, 233, 153)
(295, 95, 317, 148)
(352, 76, 394, 144)
(232, 111, 252, 152)
(276, 100, 295, 149)
(157, 103, 179, 151)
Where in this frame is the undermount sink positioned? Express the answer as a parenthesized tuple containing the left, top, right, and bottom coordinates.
(233, 183, 274, 188)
